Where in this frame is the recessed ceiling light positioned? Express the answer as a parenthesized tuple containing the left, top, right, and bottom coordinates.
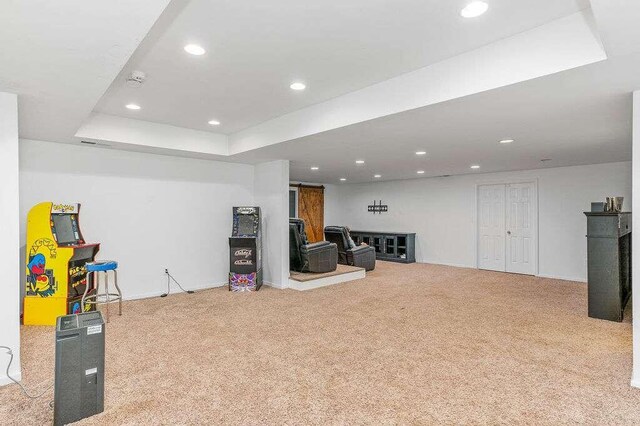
(500, 139, 514, 144)
(184, 44, 206, 55)
(208, 120, 220, 126)
(310, 166, 319, 170)
(461, 1, 489, 18)
(125, 104, 141, 110)
(340, 178, 346, 181)
(470, 165, 480, 169)
(460, 1, 489, 18)
(416, 151, 427, 155)
(417, 170, 425, 174)
(355, 160, 365, 164)
(374, 174, 381, 178)
(290, 82, 306, 91)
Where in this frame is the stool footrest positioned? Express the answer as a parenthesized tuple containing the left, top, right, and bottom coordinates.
(84, 295, 122, 303)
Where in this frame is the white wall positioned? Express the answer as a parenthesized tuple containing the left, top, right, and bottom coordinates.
(323, 183, 341, 227)
(0, 93, 21, 385)
(632, 91, 640, 388)
(254, 160, 290, 288)
(327, 162, 631, 282)
(19, 139, 254, 300)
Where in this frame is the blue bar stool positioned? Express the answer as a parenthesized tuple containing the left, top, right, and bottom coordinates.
(82, 261, 122, 323)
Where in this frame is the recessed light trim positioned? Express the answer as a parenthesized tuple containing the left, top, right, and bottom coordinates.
(500, 139, 514, 144)
(310, 166, 319, 170)
(355, 160, 365, 164)
(208, 120, 221, 126)
(184, 44, 206, 56)
(470, 165, 480, 169)
(290, 82, 306, 91)
(415, 151, 427, 155)
(125, 103, 141, 110)
(374, 174, 382, 178)
(461, 1, 489, 18)
(417, 170, 425, 174)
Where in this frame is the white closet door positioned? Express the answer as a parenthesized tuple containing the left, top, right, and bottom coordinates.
(505, 182, 536, 275)
(478, 184, 506, 272)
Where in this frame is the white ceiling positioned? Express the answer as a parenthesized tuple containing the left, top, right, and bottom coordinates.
(0, 0, 172, 142)
(234, 51, 640, 183)
(94, 0, 589, 134)
(5, 0, 639, 187)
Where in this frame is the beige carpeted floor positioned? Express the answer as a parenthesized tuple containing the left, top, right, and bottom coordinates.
(1, 261, 638, 425)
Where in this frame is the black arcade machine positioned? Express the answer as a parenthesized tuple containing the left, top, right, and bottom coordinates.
(228, 207, 263, 291)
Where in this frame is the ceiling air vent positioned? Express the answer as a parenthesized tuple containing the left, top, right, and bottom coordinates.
(126, 70, 146, 88)
(81, 140, 111, 147)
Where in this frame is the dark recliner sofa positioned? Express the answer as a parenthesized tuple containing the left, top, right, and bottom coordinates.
(290, 219, 338, 273)
(324, 226, 376, 271)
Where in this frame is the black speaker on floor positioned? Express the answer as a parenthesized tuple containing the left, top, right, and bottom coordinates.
(54, 311, 105, 426)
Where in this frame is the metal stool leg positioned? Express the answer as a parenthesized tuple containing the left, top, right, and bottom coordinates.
(104, 271, 110, 323)
(113, 269, 122, 316)
(81, 271, 92, 312)
(84, 261, 121, 321)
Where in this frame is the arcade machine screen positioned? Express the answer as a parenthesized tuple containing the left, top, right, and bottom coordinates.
(237, 215, 256, 236)
(52, 214, 79, 245)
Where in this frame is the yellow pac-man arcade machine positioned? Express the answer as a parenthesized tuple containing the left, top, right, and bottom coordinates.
(24, 202, 100, 326)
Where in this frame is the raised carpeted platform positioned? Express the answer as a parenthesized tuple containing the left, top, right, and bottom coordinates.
(1, 261, 638, 424)
(289, 264, 365, 290)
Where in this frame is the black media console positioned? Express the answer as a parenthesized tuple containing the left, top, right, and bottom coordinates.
(349, 231, 416, 263)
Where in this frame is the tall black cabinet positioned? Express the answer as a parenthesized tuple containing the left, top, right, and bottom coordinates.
(584, 212, 631, 322)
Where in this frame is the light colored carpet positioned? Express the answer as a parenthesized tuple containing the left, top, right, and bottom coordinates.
(1, 261, 638, 425)
(290, 264, 363, 282)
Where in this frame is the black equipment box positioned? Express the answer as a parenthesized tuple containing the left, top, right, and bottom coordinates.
(54, 311, 105, 426)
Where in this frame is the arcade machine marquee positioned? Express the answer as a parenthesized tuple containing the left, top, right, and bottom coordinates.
(24, 202, 100, 326)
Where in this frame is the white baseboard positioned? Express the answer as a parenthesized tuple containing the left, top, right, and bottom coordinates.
(419, 260, 587, 283)
(123, 281, 227, 301)
(263, 281, 287, 289)
(536, 274, 586, 283)
(417, 260, 473, 269)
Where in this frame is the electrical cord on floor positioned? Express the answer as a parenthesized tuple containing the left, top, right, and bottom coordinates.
(161, 269, 195, 297)
(1, 346, 53, 399)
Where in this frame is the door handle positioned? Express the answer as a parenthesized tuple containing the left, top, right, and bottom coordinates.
(507, 231, 511, 235)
